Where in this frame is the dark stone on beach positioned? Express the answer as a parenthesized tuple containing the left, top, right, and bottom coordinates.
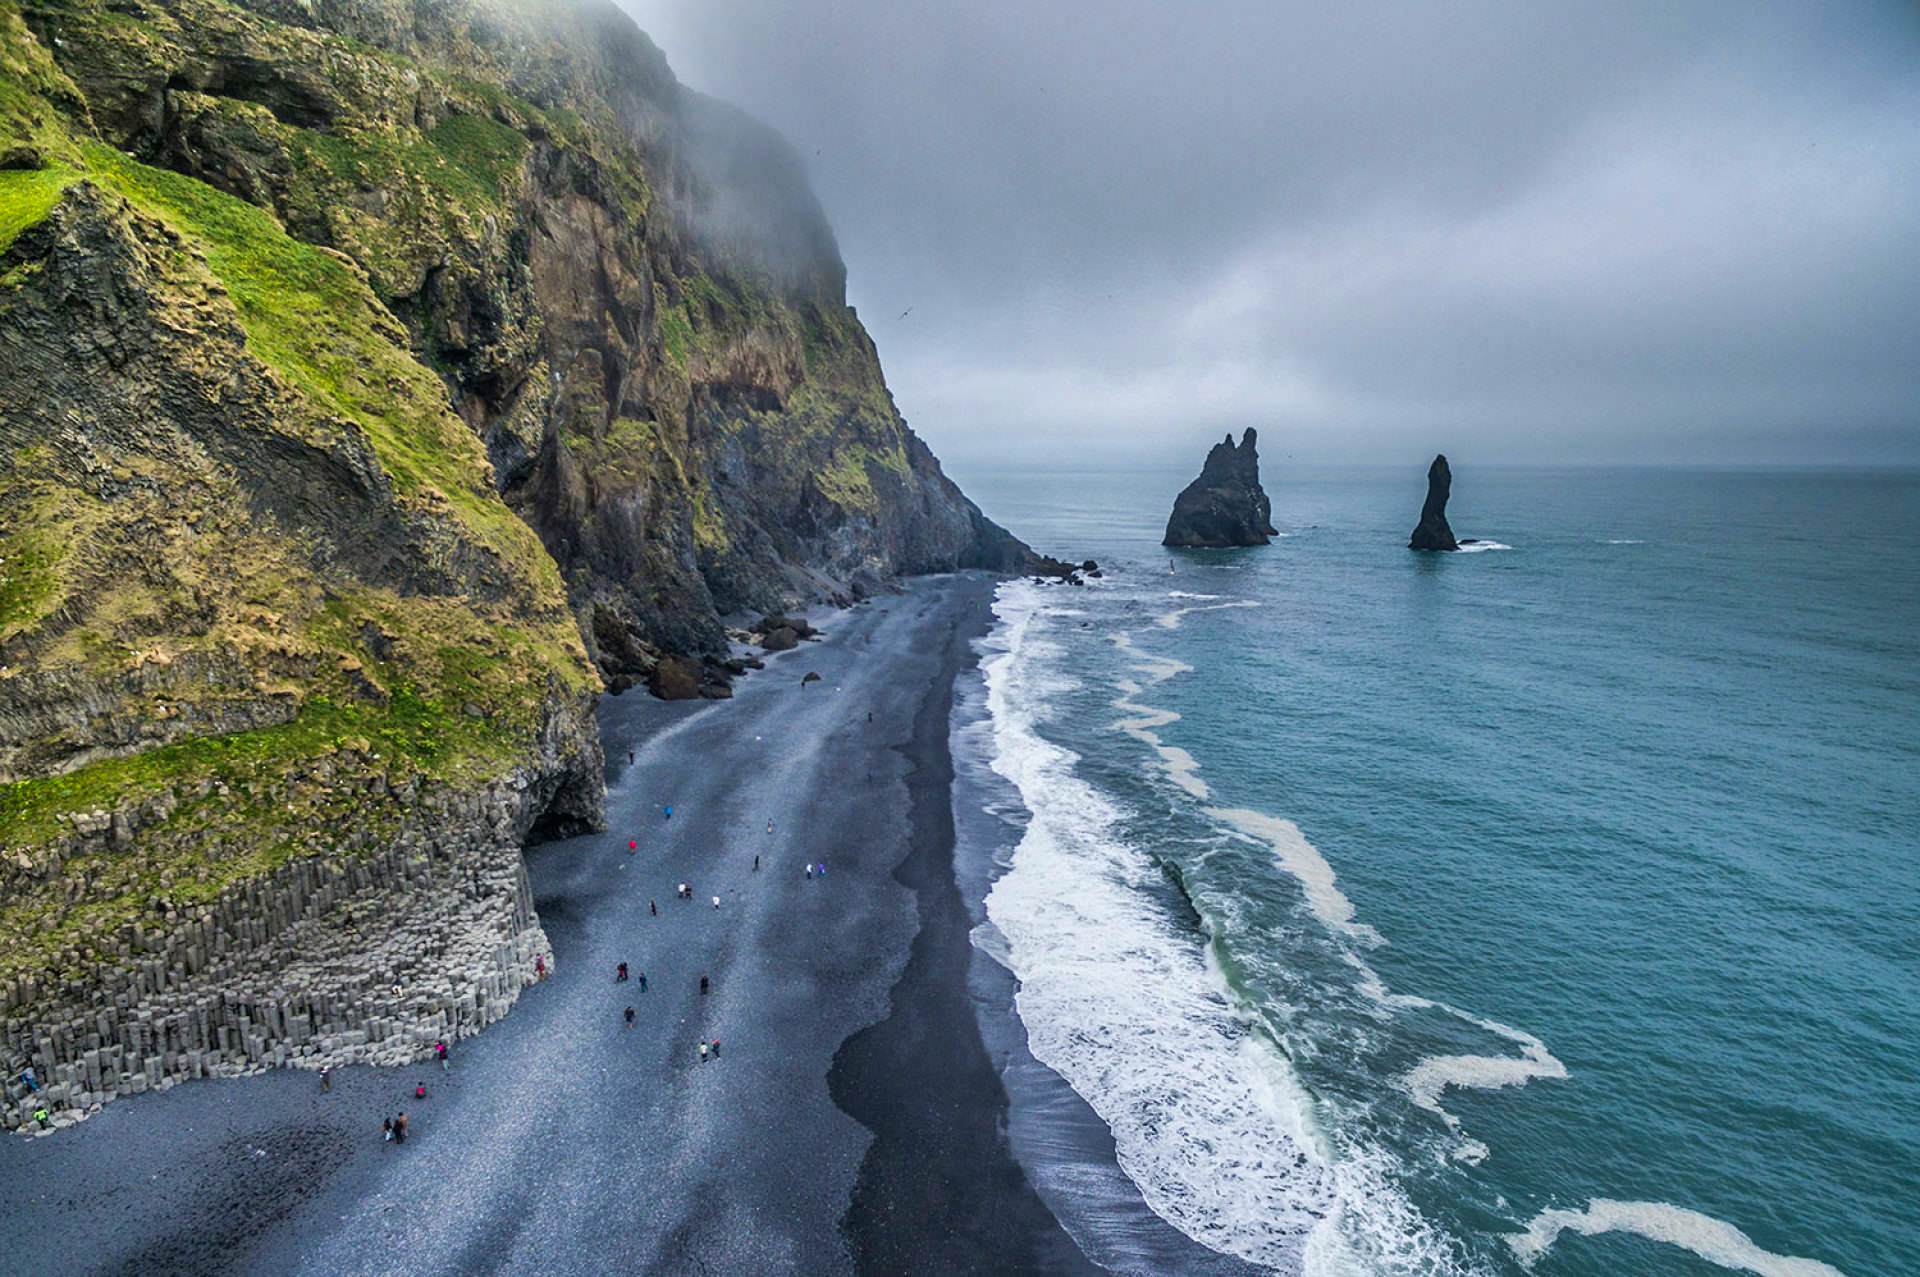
(1409, 454, 1461, 551)
(1162, 429, 1278, 547)
(649, 655, 702, 700)
(761, 626, 800, 652)
(758, 614, 815, 640)
(801, 671, 822, 685)
(1081, 559, 1099, 573)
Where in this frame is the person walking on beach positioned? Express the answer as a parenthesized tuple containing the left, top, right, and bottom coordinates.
(535, 955, 547, 981)
(617, 962, 628, 982)
(698, 1041, 709, 1063)
(711, 895, 721, 910)
(319, 1065, 332, 1093)
(625, 1006, 636, 1030)
(805, 863, 813, 880)
(650, 899, 657, 916)
(395, 1112, 409, 1144)
(767, 818, 774, 834)
(20, 1067, 38, 1094)
(710, 1038, 721, 1059)
(754, 854, 760, 872)
(415, 1082, 427, 1100)
(638, 972, 648, 992)
(700, 974, 710, 995)
(434, 1040, 449, 1071)
(382, 1117, 393, 1144)
(664, 804, 673, 822)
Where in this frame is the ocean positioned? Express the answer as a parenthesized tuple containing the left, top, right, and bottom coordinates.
(945, 464, 1919, 1276)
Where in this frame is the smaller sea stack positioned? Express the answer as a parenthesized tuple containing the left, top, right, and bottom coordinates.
(1163, 429, 1279, 548)
(1409, 454, 1460, 551)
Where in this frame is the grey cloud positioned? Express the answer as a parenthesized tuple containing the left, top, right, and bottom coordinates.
(621, 0, 1920, 465)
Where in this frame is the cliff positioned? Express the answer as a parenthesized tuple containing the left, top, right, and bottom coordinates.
(1409, 454, 1459, 551)
(1162, 429, 1278, 548)
(0, 0, 1034, 1130)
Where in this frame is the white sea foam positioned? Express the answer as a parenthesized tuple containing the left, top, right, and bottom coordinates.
(1209, 807, 1382, 946)
(1453, 540, 1513, 553)
(1601, 538, 1645, 545)
(1507, 1200, 1847, 1277)
(1402, 1012, 1567, 1164)
(1166, 590, 1225, 600)
(982, 584, 1340, 1268)
(984, 581, 1540, 1275)
(1156, 599, 1262, 629)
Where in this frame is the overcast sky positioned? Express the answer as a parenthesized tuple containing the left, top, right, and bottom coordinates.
(622, 0, 1920, 467)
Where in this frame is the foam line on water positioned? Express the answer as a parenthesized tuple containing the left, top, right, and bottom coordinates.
(1453, 541, 1513, 553)
(1103, 600, 1574, 1184)
(1157, 599, 1262, 629)
(981, 582, 1338, 1268)
(1111, 630, 1213, 797)
(1209, 807, 1381, 946)
(1506, 1200, 1846, 1277)
(1401, 1012, 1568, 1165)
(988, 581, 1521, 1274)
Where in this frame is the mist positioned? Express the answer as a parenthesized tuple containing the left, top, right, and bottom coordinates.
(622, 0, 1920, 467)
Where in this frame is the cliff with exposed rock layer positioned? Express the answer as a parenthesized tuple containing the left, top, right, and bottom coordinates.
(0, 0, 1040, 1131)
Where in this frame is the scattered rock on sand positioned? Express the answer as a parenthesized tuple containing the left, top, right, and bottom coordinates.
(649, 655, 703, 700)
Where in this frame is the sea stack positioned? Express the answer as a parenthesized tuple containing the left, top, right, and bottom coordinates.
(1409, 454, 1460, 551)
(1162, 429, 1279, 547)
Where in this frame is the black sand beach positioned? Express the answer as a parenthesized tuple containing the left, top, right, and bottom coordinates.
(0, 575, 1090, 1275)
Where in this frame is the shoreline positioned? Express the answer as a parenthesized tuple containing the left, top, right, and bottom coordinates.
(827, 580, 1093, 1275)
(949, 582, 1263, 1277)
(0, 573, 1119, 1275)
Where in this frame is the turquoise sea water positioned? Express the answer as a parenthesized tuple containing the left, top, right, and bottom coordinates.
(951, 465, 1918, 1276)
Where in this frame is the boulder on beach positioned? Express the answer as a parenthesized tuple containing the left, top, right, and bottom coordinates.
(1409, 454, 1460, 551)
(1162, 430, 1278, 548)
(649, 655, 703, 700)
(801, 671, 822, 686)
(761, 627, 800, 652)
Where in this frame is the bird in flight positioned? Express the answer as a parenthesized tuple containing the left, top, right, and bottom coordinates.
(899, 307, 913, 320)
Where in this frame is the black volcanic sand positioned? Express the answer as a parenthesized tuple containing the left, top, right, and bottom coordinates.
(0, 574, 1137, 1276)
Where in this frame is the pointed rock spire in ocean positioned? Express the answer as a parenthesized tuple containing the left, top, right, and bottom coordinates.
(1162, 429, 1279, 547)
(1409, 454, 1460, 551)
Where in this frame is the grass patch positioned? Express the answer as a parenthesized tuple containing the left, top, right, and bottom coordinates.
(0, 164, 73, 256)
(426, 113, 527, 196)
(80, 142, 564, 600)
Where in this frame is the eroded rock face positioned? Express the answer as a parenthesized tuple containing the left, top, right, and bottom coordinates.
(0, 0, 1053, 1130)
(1409, 454, 1460, 551)
(1163, 430, 1279, 548)
(12, 0, 1046, 690)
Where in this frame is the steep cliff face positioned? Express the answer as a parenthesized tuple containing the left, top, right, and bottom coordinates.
(0, 0, 1028, 1128)
(9, 0, 1031, 683)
